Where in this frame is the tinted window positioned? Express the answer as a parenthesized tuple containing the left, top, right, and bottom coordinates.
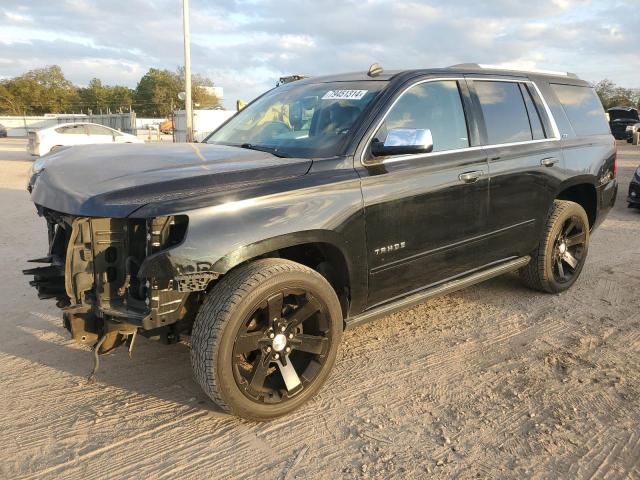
(475, 81, 532, 144)
(376, 80, 469, 152)
(56, 124, 86, 135)
(551, 84, 609, 136)
(86, 124, 113, 135)
(520, 84, 546, 140)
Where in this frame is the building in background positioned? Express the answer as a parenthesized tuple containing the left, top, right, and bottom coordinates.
(173, 109, 234, 142)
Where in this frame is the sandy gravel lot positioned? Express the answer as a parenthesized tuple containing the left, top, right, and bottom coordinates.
(1, 139, 639, 479)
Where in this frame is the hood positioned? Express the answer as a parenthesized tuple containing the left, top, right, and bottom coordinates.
(30, 143, 312, 217)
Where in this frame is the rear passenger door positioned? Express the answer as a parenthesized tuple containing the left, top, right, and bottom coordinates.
(467, 78, 561, 261)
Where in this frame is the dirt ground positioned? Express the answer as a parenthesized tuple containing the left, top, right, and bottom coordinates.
(1, 138, 639, 480)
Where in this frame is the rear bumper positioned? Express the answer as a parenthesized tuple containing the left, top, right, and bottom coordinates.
(593, 179, 618, 229)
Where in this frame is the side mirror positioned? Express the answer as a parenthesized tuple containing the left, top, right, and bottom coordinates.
(371, 128, 433, 157)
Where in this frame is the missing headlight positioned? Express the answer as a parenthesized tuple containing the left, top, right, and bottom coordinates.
(147, 215, 189, 253)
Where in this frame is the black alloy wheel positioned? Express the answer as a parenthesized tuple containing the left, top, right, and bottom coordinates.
(552, 215, 588, 284)
(519, 200, 590, 293)
(232, 289, 332, 404)
(191, 259, 342, 421)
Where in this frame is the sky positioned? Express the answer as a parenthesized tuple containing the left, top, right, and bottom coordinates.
(0, 0, 638, 109)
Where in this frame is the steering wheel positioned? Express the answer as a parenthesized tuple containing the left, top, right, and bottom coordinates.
(253, 121, 292, 141)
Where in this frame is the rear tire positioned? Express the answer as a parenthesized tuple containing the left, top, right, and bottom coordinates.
(519, 200, 589, 293)
(191, 258, 343, 421)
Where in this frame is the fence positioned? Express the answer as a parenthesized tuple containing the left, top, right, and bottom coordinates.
(0, 112, 137, 137)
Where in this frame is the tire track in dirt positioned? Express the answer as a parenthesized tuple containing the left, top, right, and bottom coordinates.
(2, 144, 640, 478)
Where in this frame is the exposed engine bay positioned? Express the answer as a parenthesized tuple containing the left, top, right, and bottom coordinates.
(23, 208, 207, 369)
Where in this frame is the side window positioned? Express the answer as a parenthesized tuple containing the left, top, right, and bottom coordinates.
(87, 125, 114, 135)
(376, 80, 469, 153)
(550, 84, 610, 136)
(519, 84, 546, 140)
(56, 124, 86, 135)
(475, 81, 533, 144)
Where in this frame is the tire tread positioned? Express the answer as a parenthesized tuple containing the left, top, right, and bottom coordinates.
(519, 199, 588, 293)
(190, 259, 333, 415)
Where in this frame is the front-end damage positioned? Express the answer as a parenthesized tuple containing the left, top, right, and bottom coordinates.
(24, 208, 215, 376)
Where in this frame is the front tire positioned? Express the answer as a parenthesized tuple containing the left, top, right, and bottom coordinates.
(519, 200, 590, 293)
(191, 259, 343, 421)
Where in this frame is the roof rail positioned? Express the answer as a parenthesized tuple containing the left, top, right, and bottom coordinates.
(447, 63, 578, 78)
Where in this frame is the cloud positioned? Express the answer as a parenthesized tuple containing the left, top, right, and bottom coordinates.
(0, 0, 638, 108)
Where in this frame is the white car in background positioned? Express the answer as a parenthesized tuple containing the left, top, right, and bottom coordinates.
(27, 122, 143, 156)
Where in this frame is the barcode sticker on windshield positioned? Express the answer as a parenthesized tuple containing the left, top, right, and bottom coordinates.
(322, 90, 368, 100)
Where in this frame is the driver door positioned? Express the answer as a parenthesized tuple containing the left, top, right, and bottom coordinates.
(357, 78, 492, 307)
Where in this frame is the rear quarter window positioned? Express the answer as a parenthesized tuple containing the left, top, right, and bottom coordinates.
(550, 84, 609, 136)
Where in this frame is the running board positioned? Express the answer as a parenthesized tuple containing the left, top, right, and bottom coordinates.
(344, 256, 530, 330)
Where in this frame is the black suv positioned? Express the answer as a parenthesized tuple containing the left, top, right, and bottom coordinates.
(25, 64, 617, 420)
(608, 106, 639, 139)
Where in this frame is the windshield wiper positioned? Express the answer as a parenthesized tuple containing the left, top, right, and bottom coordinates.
(239, 143, 289, 158)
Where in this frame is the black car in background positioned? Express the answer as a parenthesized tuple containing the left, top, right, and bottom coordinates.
(629, 165, 640, 208)
(0, 124, 7, 138)
(608, 106, 640, 139)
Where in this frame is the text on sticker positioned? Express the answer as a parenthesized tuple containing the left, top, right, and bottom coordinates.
(321, 90, 368, 100)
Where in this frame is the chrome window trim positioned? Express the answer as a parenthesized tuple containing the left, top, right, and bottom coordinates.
(360, 76, 561, 166)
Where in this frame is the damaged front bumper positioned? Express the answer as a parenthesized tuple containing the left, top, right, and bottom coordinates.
(24, 208, 216, 354)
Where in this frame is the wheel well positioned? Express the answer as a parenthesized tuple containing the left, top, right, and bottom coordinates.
(556, 184, 597, 228)
(272, 243, 351, 317)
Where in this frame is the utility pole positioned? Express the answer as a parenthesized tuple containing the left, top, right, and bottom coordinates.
(182, 0, 193, 142)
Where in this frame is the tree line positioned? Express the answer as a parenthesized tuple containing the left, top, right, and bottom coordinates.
(594, 79, 640, 111)
(1, 66, 637, 118)
(0, 65, 221, 117)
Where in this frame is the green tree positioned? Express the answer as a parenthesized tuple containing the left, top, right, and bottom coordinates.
(79, 78, 109, 113)
(79, 80, 134, 113)
(176, 67, 221, 109)
(595, 79, 640, 110)
(2, 65, 79, 114)
(107, 85, 134, 112)
(134, 68, 182, 116)
(0, 83, 19, 114)
(193, 85, 221, 109)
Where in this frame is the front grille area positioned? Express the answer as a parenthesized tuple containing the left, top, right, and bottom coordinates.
(24, 210, 191, 338)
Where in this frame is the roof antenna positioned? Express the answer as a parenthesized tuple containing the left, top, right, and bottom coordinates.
(368, 63, 383, 77)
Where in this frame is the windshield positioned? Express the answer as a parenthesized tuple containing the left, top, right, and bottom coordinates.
(204, 81, 386, 158)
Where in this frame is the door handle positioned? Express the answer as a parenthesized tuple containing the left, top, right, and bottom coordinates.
(458, 170, 484, 183)
(540, 157, 559, 167)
